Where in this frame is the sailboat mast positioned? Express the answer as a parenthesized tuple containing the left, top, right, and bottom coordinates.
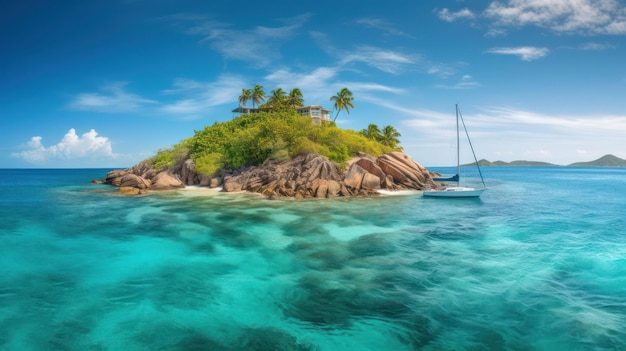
(456, 104, 460, 187)
(458, 105, 486, 188)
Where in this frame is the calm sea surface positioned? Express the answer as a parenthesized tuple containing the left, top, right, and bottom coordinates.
(1, 167, 625, 351)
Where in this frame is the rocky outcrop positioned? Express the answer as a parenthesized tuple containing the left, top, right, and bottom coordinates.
(218, 152, 438, 198)
(102, 162, 184, 195)
(376, 152, 431, 189)
(102, 152, 439, 198)
(150, 172, 186, 190)
(119, 174, 151, 189)
(221, 153, 352, 199)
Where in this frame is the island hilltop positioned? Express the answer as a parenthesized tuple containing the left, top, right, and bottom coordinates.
(101, 86, 440, 198)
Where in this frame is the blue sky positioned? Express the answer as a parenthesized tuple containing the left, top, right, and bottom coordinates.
(2, 0, 626, 168)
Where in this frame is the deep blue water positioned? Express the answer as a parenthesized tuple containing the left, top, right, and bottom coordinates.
(1, 167, 625, 351)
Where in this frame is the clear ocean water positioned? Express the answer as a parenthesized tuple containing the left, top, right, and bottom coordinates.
(1, 167, 625, 351)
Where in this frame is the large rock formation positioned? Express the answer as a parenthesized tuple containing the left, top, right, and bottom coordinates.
(150, 172, 186, 190)
(102, 152, 439, 198)
(102, 162, 185, 195)
(222, 153, 352, 199)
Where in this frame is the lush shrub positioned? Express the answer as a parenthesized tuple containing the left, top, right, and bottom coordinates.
(193, 153, 224, 177)
(148, 110, 399, 171)
(150, 144, 189, 170)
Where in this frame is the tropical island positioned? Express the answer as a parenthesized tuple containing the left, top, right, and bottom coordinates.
(101, 86, 440, 198)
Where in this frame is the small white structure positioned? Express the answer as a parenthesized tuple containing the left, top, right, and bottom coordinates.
(232, 105, 331, 125)
(296, 105, 331, 124)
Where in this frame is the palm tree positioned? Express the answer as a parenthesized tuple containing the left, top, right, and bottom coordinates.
(251, 84, 266, 108)
(361, 123, 382, 141)
(330, 87, 354, 122)
(381, 125, 402, 149)
(286, 88, 304, 109)
(238, 88, 252, 107)
(267, 88, 287, 108)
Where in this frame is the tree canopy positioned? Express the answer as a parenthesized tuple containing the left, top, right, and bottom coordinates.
(361, 123, 402, 150)
(251, 84, 266, 108)
(148, 111, 396, 176)
(330, 87, 355, 122)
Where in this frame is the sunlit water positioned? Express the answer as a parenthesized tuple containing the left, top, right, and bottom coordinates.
(1, 167, 625, 351)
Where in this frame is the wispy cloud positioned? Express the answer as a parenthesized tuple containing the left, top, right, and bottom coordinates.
(476, 106, 626, 134)
(485, 28, 508, 37)
(311, 32, 419, 74)
(437, 8, 476, 22)
(485, 46, 549, 61)
(426, 63, 461, 79)
(183, 14, 310, 66)
(11, 128, 120, 165)
(344, 82, 405, 94)
(160, 74, 246, 119)
(264, 67, 338, 102)
(576, 41, 617, 51)
(436, 75, 480, 90)
(340, 45, 417, 74)
(354, 18, 414, 38)
(68, 82, 156, 112)
(67, 76, 247, 120)
(484, 0, 626, 35)
(264, 66, 405, 105)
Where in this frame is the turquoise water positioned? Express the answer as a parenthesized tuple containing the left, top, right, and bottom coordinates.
(1, 167, 625, 350)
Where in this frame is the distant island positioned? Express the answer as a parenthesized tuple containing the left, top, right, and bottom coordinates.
(464, 154, 626, 167)
(568, 154, 626, 167)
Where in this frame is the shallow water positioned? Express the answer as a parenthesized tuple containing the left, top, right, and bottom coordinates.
(1, 167, 625, 350)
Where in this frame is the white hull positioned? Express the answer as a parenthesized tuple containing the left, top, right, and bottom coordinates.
(423, 187, 485, 198)
(426, 104, 486, 199)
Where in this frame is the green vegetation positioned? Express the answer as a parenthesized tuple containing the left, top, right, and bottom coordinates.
(330, 87, 355, 122)
(361, 123, 402, 150)
(238, 84, 268, 108)
(238, 85, 306, 112)
(147, 111, 398, 176)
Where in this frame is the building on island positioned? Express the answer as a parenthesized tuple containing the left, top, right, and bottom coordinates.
(232, 105, 331, 125)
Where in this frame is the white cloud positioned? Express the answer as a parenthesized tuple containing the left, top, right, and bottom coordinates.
(436, 74, 480, 90)
(11, 128, 119, 165)
(426, 63, 459, 79)
(484, 0, 626, 35)
(475, 106, 626, 134)
(343, 82, 405, 94)
(485, 46, 549, 61)
(68, 82, 156, 112)
(485, 28, 508, 37)
(264, 67, 338, 103)
(263, 66, 405, 107)
(186, 14, 310, 66)
(265, 67, 337, 90)
(437, 8, 476, 22)
(340, 45, 416, 74)
(160, 74, 246, 118)
(354, 18, 413, 38)
(577, 41, 616, 50)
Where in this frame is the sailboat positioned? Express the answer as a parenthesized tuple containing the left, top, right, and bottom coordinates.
(423, 104, 486, 198)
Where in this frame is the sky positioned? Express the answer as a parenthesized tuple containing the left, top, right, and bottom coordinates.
(2, 0, 626, 168)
